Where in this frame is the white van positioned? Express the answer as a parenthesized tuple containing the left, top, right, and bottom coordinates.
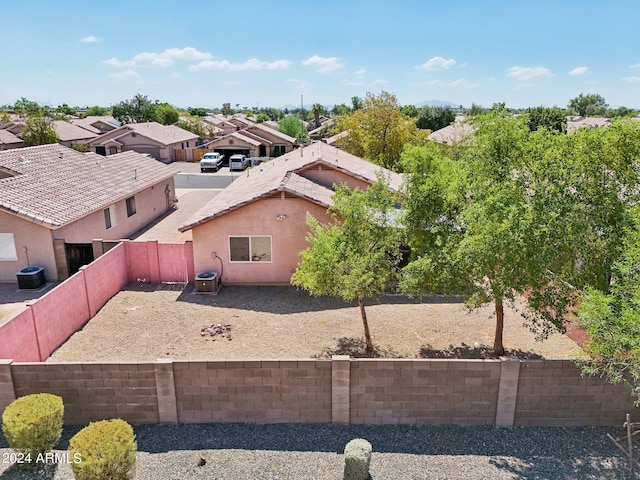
(229, 154, 250, 171)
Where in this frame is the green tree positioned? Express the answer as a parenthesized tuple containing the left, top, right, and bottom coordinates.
(401, 113, 576, 355)
(21, 115, 58, 146)
(55, 103, 76, 116)
(221, 103, 234, 116)
(577, 209, 640, 402)
(400, 105, 419, 118)
(336, 91, 429, 171)
(82, 106, 109, 117)
(351, 96, 363, 111)
(255, 113, 270, 123)
(525, 106, 567, 133)
(332, 103, 350, 116)
(177, 114, 205, 137)
(188, 107, 208, 117)
(291, 179, 402, 353)
(568, 93, 608, 117)
(112, 94, 158, 124)
(14, 97, 42, 117)
(607, 106, 637, 118)
(155, 103, 179, 125)
(416, 105, 456, 131)
(466, 103, 485, 116)
(278, 115, 305, 138)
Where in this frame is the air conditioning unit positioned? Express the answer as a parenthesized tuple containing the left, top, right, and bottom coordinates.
(16, 266, 46, 290)
(194, 271, 221, 294)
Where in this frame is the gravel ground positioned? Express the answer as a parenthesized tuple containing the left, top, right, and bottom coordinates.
(47, 285, 584, 362)
(0, 423, 630, 479)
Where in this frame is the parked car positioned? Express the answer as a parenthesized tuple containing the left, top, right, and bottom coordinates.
(229, 154, 250, 171)
(200, 152, 225, 172)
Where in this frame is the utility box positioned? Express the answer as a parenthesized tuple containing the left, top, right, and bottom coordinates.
(16, 266, 46, 290)
(194, 271, 220, 294)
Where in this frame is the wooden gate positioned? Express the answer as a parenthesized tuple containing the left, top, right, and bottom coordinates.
(192, 149, 209, 162)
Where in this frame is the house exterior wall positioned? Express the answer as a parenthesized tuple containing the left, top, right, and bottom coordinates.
(0, 211, 56, 282)
(300, 167, 370, 191)
(191, 196, 329, 285)
(207, 137, 258, 157)
(54, 179, 175, 243)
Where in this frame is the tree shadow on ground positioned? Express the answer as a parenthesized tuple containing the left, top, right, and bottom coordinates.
(0, 463, 58, 479)
(418, 343, 544, 360)
(170, 285, 463, 315)
(316, 337, 402, 358)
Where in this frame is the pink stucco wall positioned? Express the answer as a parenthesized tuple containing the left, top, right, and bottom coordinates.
(0, 309, 40, 361)
(30, 272, 91, 359)
(0, 240, 194, 361)
(0, 211, 57, 282)
(126, 241, 194, 283)
(191, 196, 329, 285)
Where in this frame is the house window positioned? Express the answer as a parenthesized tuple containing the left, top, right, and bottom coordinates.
(229, 236, 272, 262)
(104, 205, 117, 230)
(0, 233, 18, 261)
(273, 145, 286, 156)
(126, 196, 136, 217)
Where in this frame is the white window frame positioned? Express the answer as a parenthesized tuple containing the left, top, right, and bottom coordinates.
(228, 236, 272, 263)
(0, 233, 18, 261)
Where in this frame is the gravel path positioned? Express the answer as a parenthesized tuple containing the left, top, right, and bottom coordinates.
(0, 423, 629, 479)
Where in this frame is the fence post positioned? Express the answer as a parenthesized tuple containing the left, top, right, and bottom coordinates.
(495, 356, 521, 427)
(0, 360, 16, 414)
(332, 355, 351, 424)
(154, 359, 178, 423)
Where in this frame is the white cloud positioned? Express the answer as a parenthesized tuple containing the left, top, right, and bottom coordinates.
(569, 66, 589, 76)
(371, 79, 387, 86)
(80, 35, 98, 43)
(189, 58, 291, 72)
(449, 78, 479, 89)
(302, 55, 343, 73)
(623, 76, 640, 83)
(417, 56, 456, 71)
(107, 69, 142, 82)
(507, 66, 553, 80)
(103, 47, 213, 68)
(630, 63, 640, 68)
(354, 68, 366, 77)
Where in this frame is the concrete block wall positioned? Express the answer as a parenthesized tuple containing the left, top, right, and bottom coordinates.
(83, 242, 129, 317)
(173, 360, 332, 424)
(10, 362, 159, 425)
(350, 359, 501, 425)
(124, 241, 194, 283)
(515, 360, 636, 426)
(0, 357, 636, 428)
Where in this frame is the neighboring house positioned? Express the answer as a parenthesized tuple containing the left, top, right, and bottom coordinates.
(566, 116, 611, 132)
(87, 122, 199, 162)
(428, 118, 475, 145)
(0, 144, 176, 282)
(51, 120, 98, 147)
(179, 142, 402, 285)
(203, 124, 296, 158)
(0, 130, 24, 150)
(70, 116, 121, 134)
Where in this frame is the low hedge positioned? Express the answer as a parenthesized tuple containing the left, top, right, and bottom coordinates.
(69, 418, 137, 480)
(1, 393, 64, 460)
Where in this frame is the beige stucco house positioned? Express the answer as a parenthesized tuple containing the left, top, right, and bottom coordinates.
(0, 130, 24, 150)
(0, 144, 176, 282)
(179, 143, 402, 286)
(87, 122, 199, 162)
(204, 123, 296, 159)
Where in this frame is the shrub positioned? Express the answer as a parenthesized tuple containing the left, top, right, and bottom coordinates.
(69, 418, 137, 480)
(2, 393, 64, 460)
(343, 438, 372, 480)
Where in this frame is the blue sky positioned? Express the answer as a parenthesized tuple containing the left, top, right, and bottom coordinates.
(3, 0, 640, 110)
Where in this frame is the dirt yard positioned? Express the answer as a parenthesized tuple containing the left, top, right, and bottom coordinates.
(47, 283, 584, 362)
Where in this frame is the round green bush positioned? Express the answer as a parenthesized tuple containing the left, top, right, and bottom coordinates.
(2, 393, 64, 460)
(69, 418, 137, 480)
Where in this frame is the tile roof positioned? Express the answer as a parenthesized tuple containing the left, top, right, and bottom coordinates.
(0, 144, 175, 229)
(179, 142, 403, 231)
(90, 122, 198, 147)
(52, 120, 98, 142)
(0, 130, 23, 146)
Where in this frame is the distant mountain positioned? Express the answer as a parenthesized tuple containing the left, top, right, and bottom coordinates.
(415, 100, 460, 108)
